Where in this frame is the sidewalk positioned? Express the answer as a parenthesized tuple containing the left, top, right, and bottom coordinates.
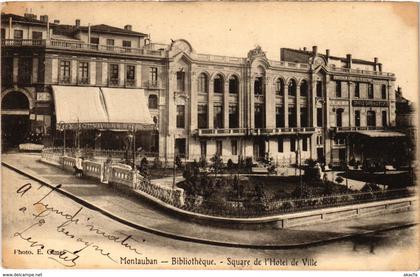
(2, 153, 417, 248)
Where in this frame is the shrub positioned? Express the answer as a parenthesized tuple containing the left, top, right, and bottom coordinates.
(152, 156, 162, 169)
(175, 155, 183, 169)
(210, 154, 224, 177)
(227, 159, 234, 170)
(245, 157, 253, 171)
(199, 156, 208, 168)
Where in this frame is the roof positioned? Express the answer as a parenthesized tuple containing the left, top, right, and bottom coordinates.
(281, 48, 376, 65)
(356, 130, 406, 138)
(2, 13, 147, 37)
(1, 13, 47, 26)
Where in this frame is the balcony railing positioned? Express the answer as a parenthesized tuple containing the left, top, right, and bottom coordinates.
(145, 80, 160, 89)
(333, 126, 385, 132)
(196, 128, 247, 137)
(329, 65, 395, 78)
(2, 39, 166, 58)
(250, 127, 316, 136)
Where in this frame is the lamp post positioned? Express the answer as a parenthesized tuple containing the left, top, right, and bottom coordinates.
(59, 121, 66, 156)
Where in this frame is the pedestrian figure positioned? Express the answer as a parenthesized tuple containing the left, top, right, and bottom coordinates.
(74, 156, 84, 177)
(102, 155, 113, 183)
(322, 172, 328, 183)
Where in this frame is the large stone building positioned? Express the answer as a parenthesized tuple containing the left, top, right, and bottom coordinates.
(1, 12, 406, 167)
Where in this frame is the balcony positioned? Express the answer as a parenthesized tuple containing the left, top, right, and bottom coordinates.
(145, 80, 160, 89)
(196, 128, 246, 137)
(328, 65, 395, 79)
(2, 39, 166, 58)
(249, 127, 316, 136)
(333, 126, 385, 133)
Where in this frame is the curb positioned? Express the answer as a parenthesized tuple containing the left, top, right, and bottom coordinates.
(2, 160, 417, 249)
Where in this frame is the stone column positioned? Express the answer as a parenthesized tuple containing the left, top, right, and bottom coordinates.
(296, 84, 301, 128)
(89, 60, 96, 85)
(119, 63, 125, 86)
(101, 62, 108, 86)
(71, 59, 77, 84)
(190, 72, 198, 130)
(348, 81, 353, 127)
(311, 77, 317, 127)
(224, 80, 229, 128)
(12, 56, 19, 83)
(265, 77, 275, 128)
(208, 78, 214, 129)
(283, 84, 289, 128)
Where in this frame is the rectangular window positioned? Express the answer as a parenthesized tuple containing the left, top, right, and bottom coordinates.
(90, 37, 99, 44)
(354, 82, 360, 98)
(382, 111, 387, 127)
(1, 28, 5, 40)
(198, 104, 208, 129)
(355, 110, 361, 127)
(381, 85, 387, 99)
(288, 107, 296, 127)
(367, 111, 376, 127)
(335, 81, 342, 98)
(276, 106, 284, 128)
(200, 141, 207, 157)
(302, 138, 308, 151)
(149, 67, 158, 86)
(14, 29, 23, 40)
(214, 105, 223, 129)
(32, 31, 42, 40)
(229, 105, 238, 128)
(176, 71, 185, 91)
(278, 138, 283, 153)
(316, 81, 323, 97)
(126, 65, 135, 86)
(123, 40, 132, 48)
(317, 108, 323, 127)
(78, 61, 89, 84)
(254, 104, 264, 128)
(368, 83, 374, 99)
(1, 57, 13, 84)
(300, 107, 308, 127)
(290, 138, 296, 152)
(176, 105, 185, 128)
(59, 60, 71, 83)
(109, 64, 119, 85)
(216, 141, 223, 156)
(106, 39, 114, 50)
(18, 57, 32, 84)
(231, 140, 238, 156)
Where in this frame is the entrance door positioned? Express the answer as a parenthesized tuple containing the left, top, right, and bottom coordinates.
(253, 139, 265, 161)
(175, 138, 186, 158)
(317, 147, 325, 163)
(1, 91, 31, 148)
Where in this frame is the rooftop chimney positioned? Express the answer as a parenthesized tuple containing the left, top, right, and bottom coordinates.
(75, 19, 81, 28)
(378, 63, 382, 72)
(24, 13, 37, 20)
(312, 45, 318, 55)
(54, 19, 60, 24)
(326, 49, 330, 57)
(124, 25, 132, 31)
(303, 47, 307, 51)
(40, 15, 49, 23)
(346, 54, 352, 68)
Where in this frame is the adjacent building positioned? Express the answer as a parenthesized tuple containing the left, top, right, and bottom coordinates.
(1, 12, 407, 167)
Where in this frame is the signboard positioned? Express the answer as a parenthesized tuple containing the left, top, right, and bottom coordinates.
(352, 99, 388, 107)
(36, 92, 52, 101)
(333, 75, 372, 83)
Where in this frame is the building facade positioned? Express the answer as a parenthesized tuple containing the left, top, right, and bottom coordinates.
(2, 12, 402, 167)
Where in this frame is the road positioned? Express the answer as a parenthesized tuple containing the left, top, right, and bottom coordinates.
(1, 155, 419, 270)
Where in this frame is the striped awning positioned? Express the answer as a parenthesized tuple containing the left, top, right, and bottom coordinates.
(52, 86, 154, 130)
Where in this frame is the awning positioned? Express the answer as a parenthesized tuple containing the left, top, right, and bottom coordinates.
(356, 130, 406, 138)
(52, 86, 154, 130)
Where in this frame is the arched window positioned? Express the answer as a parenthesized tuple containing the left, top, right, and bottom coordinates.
(148, 94, 158, 109)
(198, 73, 208, 93)
(275, 78, 284, 96)
(300, 80, 308, 97)
(229, 75, 239, 94)
(214, 74, 224, 94)
(381, 84, 387, 99)
(288, 79, 297, 96)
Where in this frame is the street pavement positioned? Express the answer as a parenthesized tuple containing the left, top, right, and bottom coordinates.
(1, 153, 417, 248)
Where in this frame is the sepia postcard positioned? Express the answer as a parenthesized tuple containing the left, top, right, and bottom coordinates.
(0, 1, 419, 272)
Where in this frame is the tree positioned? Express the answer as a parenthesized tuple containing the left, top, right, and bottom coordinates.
(175, 155, 183, 169)
(210, 154, 224, 177)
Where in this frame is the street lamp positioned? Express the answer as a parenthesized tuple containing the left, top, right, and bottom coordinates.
(58, 121, 66, 156)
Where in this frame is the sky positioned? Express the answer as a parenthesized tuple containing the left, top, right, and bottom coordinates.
(2, 2, 419, 102)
